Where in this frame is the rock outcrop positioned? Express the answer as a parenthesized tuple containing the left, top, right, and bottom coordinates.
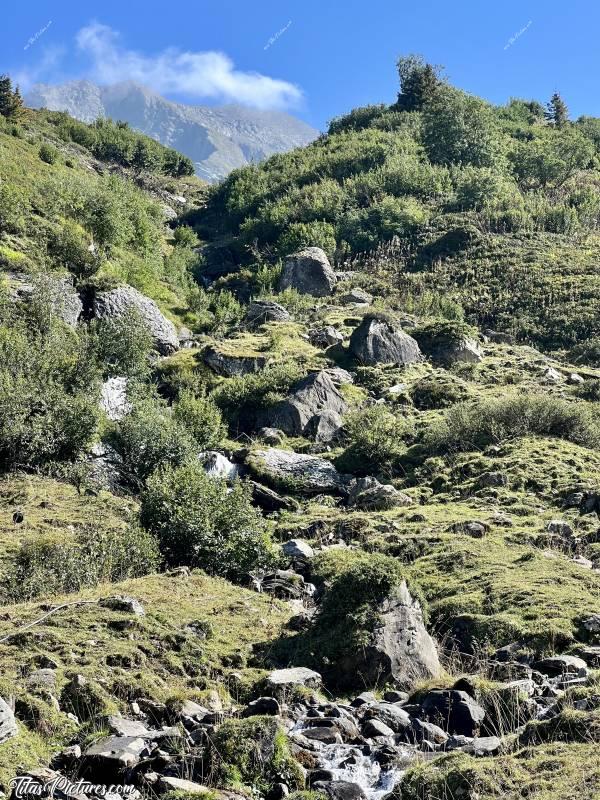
(245, 300, 291, 327)
(335, 581, 441, 690)
(279, 247, 337, 297)
(263, 371, 347, 442)
(0, 696, 17, 744)
(93, 285, 179, 355)
(347, 477, 412, 510)
(247, 448, 350, 495)
(349, 316, 422, 366)
(203, 345, 270, 377)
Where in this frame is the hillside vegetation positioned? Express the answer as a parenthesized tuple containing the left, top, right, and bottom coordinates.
(0, 63, 599, 799)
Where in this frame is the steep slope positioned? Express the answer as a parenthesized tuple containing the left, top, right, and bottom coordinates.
(26, 80, 319, 182)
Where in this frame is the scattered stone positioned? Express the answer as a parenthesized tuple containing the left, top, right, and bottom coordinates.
(350, 692, 377, 708)
(246, 300, 291, 327)
(362, 718, 395, 738)
(157, 777, 211, 794)
(203, 346, 270, 377)
(543, 367, 563, 384)
(309, 326, 344, 348)
(302, 726, 343, 744)
(362, 703, 411, 734)
(410, 718, 448, 744)
(282, 539, 315, 561)
(568, 373, 585, 385)
(312, 781, 366, 800)
(533, 655, 589, 678)
(547, 520, 573, 537)
(99, 595, 145, 616)
(340, 288, 373, 305)
(573, 555, 593, 569)
(347, 476, 412, 511)
(325, 367, 354, 385)
(93, 285, 179, 355)
(279, 247, 337, 297)
(249, 481, 299, 512)
(466, 736, 503, 756)
(83, 735, 151, 773)
(242, 697, 281, 717)
(100, 377, 131, 422)
(477, 471, 508, 488)
(349, 316, 422, 367)
(266, 667, 322, 691)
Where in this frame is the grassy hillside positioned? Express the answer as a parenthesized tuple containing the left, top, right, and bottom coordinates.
(0, 66, 600, 798)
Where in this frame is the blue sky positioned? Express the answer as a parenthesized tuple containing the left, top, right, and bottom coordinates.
(6, 0, 600, 130)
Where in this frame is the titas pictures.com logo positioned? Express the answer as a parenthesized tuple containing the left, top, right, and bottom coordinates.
(9, 776, 137, 798)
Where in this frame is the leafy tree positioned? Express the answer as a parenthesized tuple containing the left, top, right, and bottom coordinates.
(422, 86, 504, 168)
(140, 461, 274, 578)
(545, 92, 569, 128)
(163, 148, 195, 177)
(396, 54, 442, 111)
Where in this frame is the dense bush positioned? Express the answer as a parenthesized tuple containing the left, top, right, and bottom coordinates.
(39, 143, 58, 164)
(427, 394, 600, 453)
(411, 372, 469, 409)
(94, 309, 154, 379)
(173, 389, 226, 450)
(112, 397, 197, 486)
(3, 523, 160, 602)
(140, 461, 273, 578)
(336, 405, 412, 476)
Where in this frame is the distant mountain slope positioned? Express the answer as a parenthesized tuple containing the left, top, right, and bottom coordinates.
(26, 80, 319, 182)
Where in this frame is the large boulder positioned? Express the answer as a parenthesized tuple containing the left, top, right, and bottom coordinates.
(347, 477, 412, 510)
(245, 300, 291, 327)
(203, 345, 270, 377)
(279, 247, 337, 297)
(414, 322, 482, 365)
(266, 667, 322, 691)
(263, 371, 347, 442)
(420, 690, 485, 737)
(0, 696, 17, 744)
(349, 316, 422, 366)
(83, 735, 152, 777)
(247, 448, 350, 495)
(93, 285, 179, 355)
(8, 271, 82, 327)
(335, 581, 441, 690)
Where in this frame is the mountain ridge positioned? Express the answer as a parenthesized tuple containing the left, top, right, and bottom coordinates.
(26, 79, 319, 182)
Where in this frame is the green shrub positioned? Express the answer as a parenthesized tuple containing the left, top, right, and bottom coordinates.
(336, 405, 412, 477)
(569, 336, 600, 367)
(140, 461, 273, 578)
(38, 143, 58, 164)
(427, 394, 600, 453)
(173, 389, 226, 449)
(173, 225, 199, 248)
(0, 181, 26, 234)
(94, 309, 154, 379)
(3, 524, 160, 602)
(411, 373, 469, 409)
(112, 398, 197, 486)
(277, 221, 337, 258)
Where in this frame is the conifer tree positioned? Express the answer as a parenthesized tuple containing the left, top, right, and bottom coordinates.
(396, 55, 442, 111)
(0, 75, 14, 119)
(545, 92, 569, 128)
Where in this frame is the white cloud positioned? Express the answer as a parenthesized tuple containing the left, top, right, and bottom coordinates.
(75, 22, 302, 109)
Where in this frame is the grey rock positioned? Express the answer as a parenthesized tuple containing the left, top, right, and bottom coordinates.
(263, 371, 347, 442)
(465, 735, 503, 756)
(247, 448, 350, 495)
(282, 539, 315, 561)
(309, 326, 344, 348)
(279, 247, 337, 297)
(347, 477, 412, 511)
(8, 271, 83, 327)
(84, 735, 151, 770)
(349, 317, 422, 367)
(340, 288, 373, 305)
(256, 570, 315, 600)
(362, 702, 411, 734)
(266, 667, 322, 690)
(350, 691, 377, 708)
(336, 581, 441, 690)
(100, 377, 130, 422)
(431, 338, 482, 365)
(420, 690, 485, 736)
(325, 367, 354, 385)
(99, 595, 145, 616)
(157, 777, 209, 794)
(302, 726, 342, 744)
(547, 520, 573, 537)
(484, 329, 514, 345)
(203, 345, 269, 377)
(88, 442, 124, 492)
(312, 782, 366, 800)
(246, 300, 291, 327)
(94, 286, 179, 355)
(533, 655, 589, 678)
(248, 481, 299, 512)
(383, 690, 409, 704)
(26, 669, 57, 689)
(362, 718, 395, 738)
(410, 718, 448, 744)
(0, 696, 17, 744)
(242, 697, 281, 717)
(477, 471, 508, 488)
